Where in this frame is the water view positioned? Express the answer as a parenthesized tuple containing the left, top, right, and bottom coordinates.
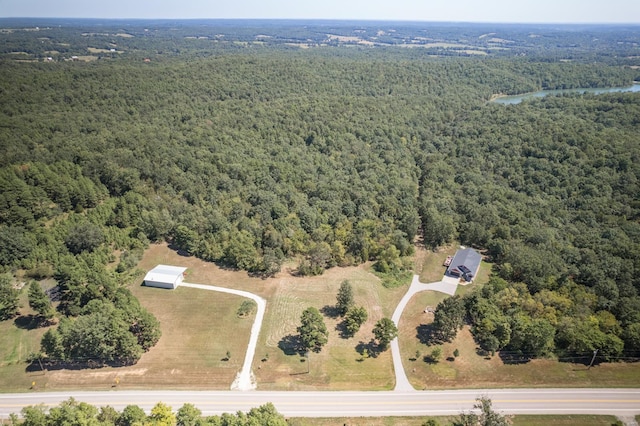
(492, 83, 640, 104)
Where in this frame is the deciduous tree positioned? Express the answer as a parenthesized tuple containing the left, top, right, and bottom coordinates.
(343, 306, 368, 337)
(373, 317, 398, 350)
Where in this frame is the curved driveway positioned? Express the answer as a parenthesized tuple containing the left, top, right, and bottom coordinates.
(391, 274, 459, 391)
(180, 283, 265, 391)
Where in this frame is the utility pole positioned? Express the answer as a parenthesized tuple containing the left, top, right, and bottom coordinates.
(588, 349, 598, 370)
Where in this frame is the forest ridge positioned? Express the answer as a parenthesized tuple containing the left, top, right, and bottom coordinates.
(0, 20, 640, 365)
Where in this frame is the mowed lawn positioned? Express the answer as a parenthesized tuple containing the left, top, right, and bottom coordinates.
(255, 266, 405, 390)
(33, 244, 262, 391)
(3, 242, 640, 392)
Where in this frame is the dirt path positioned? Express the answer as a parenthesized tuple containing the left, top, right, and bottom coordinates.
(180, 283, 265, 391)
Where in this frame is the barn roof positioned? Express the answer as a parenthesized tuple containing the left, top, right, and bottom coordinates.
(143, 264, 187, 284)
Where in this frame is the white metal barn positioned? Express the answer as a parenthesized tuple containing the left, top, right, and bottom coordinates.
(143, 265, 187, 289)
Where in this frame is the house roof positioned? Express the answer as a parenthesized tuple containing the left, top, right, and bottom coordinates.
(143, 264, 187, 284)
(447, 247, 482, 279)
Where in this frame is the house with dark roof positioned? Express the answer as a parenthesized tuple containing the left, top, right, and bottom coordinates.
(446, 247, 482, 282)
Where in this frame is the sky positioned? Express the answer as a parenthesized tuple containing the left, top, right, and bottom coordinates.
(0, 0, 639, 23)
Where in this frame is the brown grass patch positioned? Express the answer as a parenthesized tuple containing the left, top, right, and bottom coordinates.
(0, 290, 52, 392)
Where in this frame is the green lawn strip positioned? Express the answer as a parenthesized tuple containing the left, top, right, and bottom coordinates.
(286, 416, 450, 425)
(398, 291, 450, 387)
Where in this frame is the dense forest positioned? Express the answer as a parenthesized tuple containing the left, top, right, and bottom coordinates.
(1, 20, 639, 364)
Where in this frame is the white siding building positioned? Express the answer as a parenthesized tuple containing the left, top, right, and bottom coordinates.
(143, 265, 187, 289)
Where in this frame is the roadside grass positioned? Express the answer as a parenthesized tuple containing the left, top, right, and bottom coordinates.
(287, 415, 620, 425)
(398, 289, 640, 389)
(286, 416, 453, 425)
(40, 285, 254, 390)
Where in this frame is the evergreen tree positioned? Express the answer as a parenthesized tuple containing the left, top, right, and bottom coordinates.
(336, 280, 354, 316)
(0, 274, 20, 320)
(297, 307, 329, 352)
(27, 280, 54, 322)
(343, 306, 368, 337)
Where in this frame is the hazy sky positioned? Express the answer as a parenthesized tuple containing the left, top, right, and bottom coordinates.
(1, 0, 639, 23)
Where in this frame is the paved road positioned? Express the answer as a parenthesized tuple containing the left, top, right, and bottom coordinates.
(180, 283, 266, 391)
(1, 389, 639, 418)
(390, 274, 459, 391)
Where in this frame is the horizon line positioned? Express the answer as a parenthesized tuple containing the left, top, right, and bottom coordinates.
(1, 17, 639, 26)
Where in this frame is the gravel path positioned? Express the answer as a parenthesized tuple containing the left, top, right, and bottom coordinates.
(180, 282, 266, 391)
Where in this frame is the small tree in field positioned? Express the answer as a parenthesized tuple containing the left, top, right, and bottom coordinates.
(237, 300, 256, 318)
(343, 306, 368, 337)
(372, 317, 398, 350)
(430, 347, 442, 363)
(452, 397, 511, 426)
(297, 307, 328, 352)
(336, 280, 354, 316)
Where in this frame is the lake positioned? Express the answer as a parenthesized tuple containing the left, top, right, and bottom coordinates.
(491, 83, 640, 105)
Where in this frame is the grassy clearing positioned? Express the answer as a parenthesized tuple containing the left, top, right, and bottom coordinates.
(287, 416, 451, 425)
(512, 415, 621, 425)
(40, 285, 253, 391)
(287, 415, 620, 426)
